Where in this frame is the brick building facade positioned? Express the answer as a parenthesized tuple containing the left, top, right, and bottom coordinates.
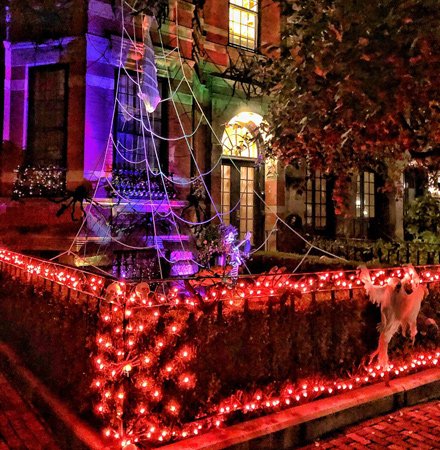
(0, 0, 415, 269)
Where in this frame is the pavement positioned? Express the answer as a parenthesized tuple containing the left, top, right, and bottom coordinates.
(0, 366, 438, 450)
(160, 368, 440, 450)
(0, 372, 59, 450)
(0, 343, 107, 450)
(0, 344, 439, 450)
(299, 399, 440, 449)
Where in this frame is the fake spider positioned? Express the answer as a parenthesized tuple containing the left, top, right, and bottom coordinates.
(53, 183, 97, 221)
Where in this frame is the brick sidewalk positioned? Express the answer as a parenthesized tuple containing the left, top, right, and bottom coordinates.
(299, 400, 440, 449)
(0, 373, 60, 449)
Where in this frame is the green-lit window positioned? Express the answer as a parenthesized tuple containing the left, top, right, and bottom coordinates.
(229, 0, 258, 50)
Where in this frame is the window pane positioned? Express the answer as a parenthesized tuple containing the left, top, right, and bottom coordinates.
(355, 172, 375, 218)
(239, 166, 254, 239)
(229, 4, 258, 50)
(114, 72, 163, 172)
(221, 165, 231, 224)
(28, 66, 67, 166)
(305, 170, 327, 229)
(222, 125, 258, 158)
(231, 0, 258, 12)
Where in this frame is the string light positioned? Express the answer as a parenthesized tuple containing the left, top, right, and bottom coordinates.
(3, 2, 439, 448)
(12, 165, 66, 199)
(3, 247, 438, 448)
(88, 256, 438, 446)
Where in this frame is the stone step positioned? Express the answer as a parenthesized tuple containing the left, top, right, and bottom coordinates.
(169, 250, 198, 277)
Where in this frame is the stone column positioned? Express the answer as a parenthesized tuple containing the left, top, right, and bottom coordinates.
(390, 175, 405, 240)
(264, 158, 285, 251)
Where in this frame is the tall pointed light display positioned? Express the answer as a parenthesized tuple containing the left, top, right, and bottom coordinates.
(138, 15, 161, 113)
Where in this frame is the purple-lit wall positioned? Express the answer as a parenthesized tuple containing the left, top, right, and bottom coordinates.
(83, 34, 115, 184)
(0, 0, 285, 254)
(2, 38, 86, 188)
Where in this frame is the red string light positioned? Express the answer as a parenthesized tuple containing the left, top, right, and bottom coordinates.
(0, 249, 438, 448)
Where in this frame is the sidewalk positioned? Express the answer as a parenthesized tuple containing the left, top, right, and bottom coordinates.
(0, 372, 59, 450)
(299, 399, 440, 449)
(160, 368, 440, 450)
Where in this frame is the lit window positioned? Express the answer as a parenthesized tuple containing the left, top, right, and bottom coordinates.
(221, 112, 262, 242)
(229, 0, 258, 50)
(221, 165, 231, 225)
(239, 166, 254, 239)
(221, 111, 263, 158)
(222, 124, 258, 158)
(356, 172, 375, 218)
(305, 170, 327, 229)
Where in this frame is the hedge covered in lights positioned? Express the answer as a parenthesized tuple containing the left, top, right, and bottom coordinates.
(0, 249, 439, 448)
(0, 270, 101, 419)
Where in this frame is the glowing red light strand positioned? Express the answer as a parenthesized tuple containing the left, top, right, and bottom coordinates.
(0, 248, 439, 448)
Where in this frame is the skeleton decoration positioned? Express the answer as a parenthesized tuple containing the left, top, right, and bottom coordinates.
(119, 15, 161, 119)
(358, 264, 429, 369)
(223, 229, 252, 278)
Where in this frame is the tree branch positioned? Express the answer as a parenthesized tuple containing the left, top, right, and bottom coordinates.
(409, 148, 440, 159)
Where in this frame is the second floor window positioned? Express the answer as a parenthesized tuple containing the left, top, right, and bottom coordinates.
(114, 72, 164, 172)
(356, 171, 375, 218)
(229, 0, 258, 50)
(27, 65, 68, 166)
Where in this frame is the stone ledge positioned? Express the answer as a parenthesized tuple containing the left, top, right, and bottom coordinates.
(0, 342, 111, 450)
(160, 368, 440, 450)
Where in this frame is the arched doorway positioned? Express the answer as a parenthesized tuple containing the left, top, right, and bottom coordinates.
(220, 112, 265, 243)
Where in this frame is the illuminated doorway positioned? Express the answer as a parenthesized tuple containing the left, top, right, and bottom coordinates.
(221, 112, 264, 242)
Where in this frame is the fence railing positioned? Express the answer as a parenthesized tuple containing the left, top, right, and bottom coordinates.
(313, 238, 440, 266)
(0, 249, 108, 300)
(0, 248, 439, 449)
(3, 246, 440, 309)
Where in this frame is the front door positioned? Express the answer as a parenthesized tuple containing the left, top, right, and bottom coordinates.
(221, 162, 256, 242)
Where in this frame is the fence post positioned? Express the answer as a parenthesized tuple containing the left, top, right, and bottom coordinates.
(267, 299, 274, 376)
(289, 292, 298, 382)
(427, 252, 431, 265)
(244, 298, 249, 315)
(216, 300, 223, 323)
(330, 289, 337, 372)
(310, 291, 318, 372)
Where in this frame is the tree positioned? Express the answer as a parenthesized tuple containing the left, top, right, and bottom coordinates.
(256, 0, 440, 210)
